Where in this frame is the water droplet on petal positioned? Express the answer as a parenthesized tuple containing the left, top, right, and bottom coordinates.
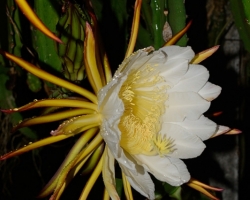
(33, 99, 38, 102)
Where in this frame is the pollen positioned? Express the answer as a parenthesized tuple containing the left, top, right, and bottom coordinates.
(118, 63, 173, 156)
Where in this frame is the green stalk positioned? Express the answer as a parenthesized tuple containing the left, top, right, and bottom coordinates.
(167, 0, 187, 46)
(150, 0, 166, 49)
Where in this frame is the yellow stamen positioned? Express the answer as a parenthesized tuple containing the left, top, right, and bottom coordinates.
(118, 64, 173, 156)
(152, 134, 175, 156)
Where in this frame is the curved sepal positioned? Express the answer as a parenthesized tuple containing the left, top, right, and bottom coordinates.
(0, 50, 97, 103)
(0, 134, 72, 160)
(191, 46, 220, 64)
(187, 178, 222, 200)
(11, 108, 94, 132)
(1, 99, 97, 113)
(15, 0, 62, 43)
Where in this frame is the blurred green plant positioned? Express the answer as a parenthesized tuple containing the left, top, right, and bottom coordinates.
(230, 0, 250, 53)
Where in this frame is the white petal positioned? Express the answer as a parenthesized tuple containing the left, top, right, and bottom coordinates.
(101, 121, 137, 172)
(133, 154, 190, 186)
(160, 59, 189, 85)
(115, 49, 148, 75)
(172, 115, 217, 141)
(161, 123, 206, 158)
(164, 92, 210, 122)
(172, 64, 209, 93)
(134, 49, 167, 69)
(98, 76, 125, 119)
(102, 148, 120, 200)
(160, 46, 195, 62)
(119, 162, 155, 200)
(117, 47, 163, 75)
(198, 82, 221, 101)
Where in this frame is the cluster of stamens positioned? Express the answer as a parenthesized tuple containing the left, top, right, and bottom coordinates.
(118, 62, 174, 156)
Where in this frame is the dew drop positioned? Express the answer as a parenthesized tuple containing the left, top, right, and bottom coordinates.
(28, 142, 32, 145)
(33, 99, 38, 102)
(13, 108, 18, 111)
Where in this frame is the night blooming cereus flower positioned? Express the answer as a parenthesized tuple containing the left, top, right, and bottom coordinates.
(0, 0, 234, 199)
(99, 45, 225, 199)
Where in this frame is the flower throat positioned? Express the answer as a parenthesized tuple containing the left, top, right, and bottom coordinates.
(118, 63, 174, 156)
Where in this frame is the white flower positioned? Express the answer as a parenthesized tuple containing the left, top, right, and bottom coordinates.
(98, 45, 224, 199)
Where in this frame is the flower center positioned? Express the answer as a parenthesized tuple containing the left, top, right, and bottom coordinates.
(118, 64, 174, 156)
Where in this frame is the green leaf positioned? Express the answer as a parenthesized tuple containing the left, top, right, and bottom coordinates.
(169, 187, 182, 200)
(115, 178, 123, 197)
(163, 183, 182, 199)
(91, 0, 129, 62)
(0, 72, 37, 139)
(27, 72, 42, 92)
(32, 0, 62, 73)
